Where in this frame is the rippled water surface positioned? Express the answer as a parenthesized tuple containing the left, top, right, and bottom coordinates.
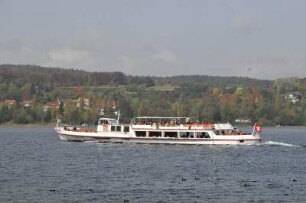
(0, 126, 306, 202)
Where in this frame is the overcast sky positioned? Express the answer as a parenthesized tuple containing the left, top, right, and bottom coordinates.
(0, 0, 305, 79)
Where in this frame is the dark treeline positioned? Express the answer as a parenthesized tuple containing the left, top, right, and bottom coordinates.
(153, 75, 272, 89)
(0, 64, 127, 87)
(0, 64, 305, 126)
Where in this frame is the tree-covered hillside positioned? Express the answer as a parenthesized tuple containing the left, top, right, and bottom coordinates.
(0, 64, 305, 126)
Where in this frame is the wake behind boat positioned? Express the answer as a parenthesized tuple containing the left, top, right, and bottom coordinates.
(55, 115, 262, 145)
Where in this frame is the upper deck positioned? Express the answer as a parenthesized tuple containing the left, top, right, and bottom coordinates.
(131, 116, 214, 130)
(131, 117, 240, 132)
(131, 116, 195, 125)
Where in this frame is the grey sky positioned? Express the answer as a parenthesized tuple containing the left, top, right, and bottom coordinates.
(0, 0, 305, 79)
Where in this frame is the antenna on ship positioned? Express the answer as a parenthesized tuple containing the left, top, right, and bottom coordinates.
(99, 108, 105, 116)
(56, 118, 61, 128)
(114, 110, 122, 124)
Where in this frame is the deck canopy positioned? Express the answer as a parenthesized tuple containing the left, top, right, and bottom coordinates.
(214, 123, 234, 130)
(98, 118, 118, 125)
(131, 116, 196, 125)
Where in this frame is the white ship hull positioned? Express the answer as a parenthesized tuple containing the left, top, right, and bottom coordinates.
(55, 116, 262, 145)
(55, 128, 261, 145)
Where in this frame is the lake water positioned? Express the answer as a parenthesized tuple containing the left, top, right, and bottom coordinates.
(0, 126, 306, 202)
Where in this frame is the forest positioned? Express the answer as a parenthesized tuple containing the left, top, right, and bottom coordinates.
(0, 64, 305, 126)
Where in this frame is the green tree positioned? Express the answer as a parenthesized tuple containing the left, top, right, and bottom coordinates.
(0, 105, 12, 123)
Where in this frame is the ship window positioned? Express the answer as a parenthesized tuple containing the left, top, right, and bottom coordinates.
(196, 132, 210, 138)
(164, 132, 177, 138)
(111, 126, 121, 132)
(135, 131, 146, 137)
(214, 130, 221, 135)
(100, 120, 109, 124)
(111, 126, 115, 131)
(203, 132, 210, 138)
(117, 126, 121, 132)
(179, 132, 194, 138)
(149, 131, 162, 137)
(124, 126, 129, 132)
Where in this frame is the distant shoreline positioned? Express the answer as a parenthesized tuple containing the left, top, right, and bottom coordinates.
(0, 122, 56, 127)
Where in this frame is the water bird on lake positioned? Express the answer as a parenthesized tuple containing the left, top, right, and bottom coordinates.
(123, 194, 129, 202)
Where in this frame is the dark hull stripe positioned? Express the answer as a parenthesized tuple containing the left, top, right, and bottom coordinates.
(58, 133, 260, 142)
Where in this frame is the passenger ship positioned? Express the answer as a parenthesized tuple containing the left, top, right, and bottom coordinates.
(55, 116, 262, 145)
